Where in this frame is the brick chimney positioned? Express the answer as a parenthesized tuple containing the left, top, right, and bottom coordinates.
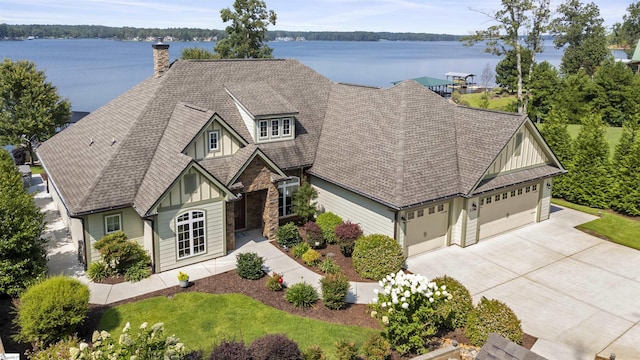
(152, 40, 170, 78)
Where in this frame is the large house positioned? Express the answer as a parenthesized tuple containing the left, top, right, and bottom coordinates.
(37, 43, 564, 272)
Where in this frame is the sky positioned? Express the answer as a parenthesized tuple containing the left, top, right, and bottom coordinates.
(1, 0, 633, 35)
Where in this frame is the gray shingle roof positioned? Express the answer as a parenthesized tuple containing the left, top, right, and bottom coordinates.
(38, 58, 562, 216)
(477, 333, 547, 360)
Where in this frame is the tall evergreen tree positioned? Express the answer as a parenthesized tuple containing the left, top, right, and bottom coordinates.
(550, 0, 609, 76)
(564, 113, 611, 208)
(611, 107, 640, 214)
(214, 0, 277, 59)
(554, 70, 599, 124)
(614, 1, 640, 57)
(593, 60, 639, 127)
(539, 106, 573, 198)
(527, 61, 560, 122)
(0, 150, 47, 297)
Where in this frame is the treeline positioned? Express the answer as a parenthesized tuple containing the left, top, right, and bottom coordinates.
(0, 24, 223, 41)
(0, 24, 462, 42)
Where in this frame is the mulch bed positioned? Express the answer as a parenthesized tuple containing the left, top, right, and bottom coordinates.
(0, 240, 536, 358)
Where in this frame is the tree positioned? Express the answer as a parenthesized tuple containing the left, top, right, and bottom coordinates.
(564, 113, 611, 208)
(614, 1, 640, 57)
(462, 0, 551, 113)
(480, 62, 495, 91)
(611, 116, 640, 215)
(0, 149, 47, 297)
(495, 47, 533, 92)
(0, 59, 71, 161)
(291, 182, 318, 223)
(593, 59, 639, 127)
(538, 106, 573, 198)
(180, 47, 216, 60)
(214, 0, 277, 59)
(554, 69, 599, 124)
(550, 0, 609, 76)
(527, 61, 560, 122)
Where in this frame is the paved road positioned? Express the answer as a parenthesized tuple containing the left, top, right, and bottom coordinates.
(407, 205, 640, 360)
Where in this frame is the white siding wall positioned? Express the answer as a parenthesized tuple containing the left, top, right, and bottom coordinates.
(49, 178, 70, 226)
(156, 200, 225, 272)
(185, 121, 242, 160)
(311, 177, 395, 238)
(539, 178, 553, 221)
(85, 207, 145, 263)
(486, 124, 549, 177)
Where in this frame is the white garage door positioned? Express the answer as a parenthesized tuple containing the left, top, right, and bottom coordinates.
(478, 183, 539, 240)
(406, 203, 448, 256)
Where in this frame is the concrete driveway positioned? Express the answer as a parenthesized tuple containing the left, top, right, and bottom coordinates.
(407, 205, 640, 360)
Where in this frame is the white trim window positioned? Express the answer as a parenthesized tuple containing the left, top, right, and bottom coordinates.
(208, 130, 220, 152)
(104, 214, 122, 234)
(282, 118, 291, 136)
(258, 120, 269, 140)
(176, 210, 206, 259)
(278, 177, 300, 217)
(271, 119, 280, 137)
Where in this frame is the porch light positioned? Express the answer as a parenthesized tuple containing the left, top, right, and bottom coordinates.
(471, 202, 477, 211)
(546, 182, 551, 189)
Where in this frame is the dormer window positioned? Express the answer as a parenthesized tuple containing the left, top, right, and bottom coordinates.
(255, 117, 294, 143)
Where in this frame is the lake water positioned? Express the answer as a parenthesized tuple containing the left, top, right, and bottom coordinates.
(0, 38, 589, 112)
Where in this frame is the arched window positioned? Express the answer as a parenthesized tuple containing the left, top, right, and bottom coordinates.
(278, 176, 300, 217)
(176, 210, 206, 259)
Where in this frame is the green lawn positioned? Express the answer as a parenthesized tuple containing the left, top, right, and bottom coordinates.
(565, 124, 623, 157)
(30, 165, 45, 174)
(552, 199, 640, 250)
(98, 292, 379, 358)
(460, 92, 516, 111)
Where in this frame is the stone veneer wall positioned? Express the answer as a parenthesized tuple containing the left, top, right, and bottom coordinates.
(235, 158, 280, 240)
(152, 43, 170, 78)
(225, 201, 235, 251)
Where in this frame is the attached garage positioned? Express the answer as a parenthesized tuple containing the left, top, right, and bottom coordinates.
(478, 183, 540, 240)
(405, 202, 449, 256)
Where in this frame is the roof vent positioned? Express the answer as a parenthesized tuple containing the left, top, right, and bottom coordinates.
(89, 137, 94, 146)
(111, 137, 116, 146)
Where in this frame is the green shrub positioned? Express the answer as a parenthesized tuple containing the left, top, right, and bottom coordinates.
(320, 272, 350, 310)
(277, 222, 301, 249)
(318, 258, 341, 274)
(361, 334, 391, 360)
(249, 333, 303, 360)
(370, 271, 451, 354)
(266, 272, 284, 291)
(292, 242, 310, 258)
(292, 182, 318, 223)
(301, 248, 321, 266)
(303, 345, 326, 360)
(124, 260, 151, 282)
(335, 221, 362, 257)
(316, 212, 343, 244)
(26, 336, 79, 360)
(86, 261, 113, 281)
(285, 282, 319, 308)
(334, 339, 358, 360)
(352, 234, 405, 280)
(93, 231, 151, 280)
(73, 321, 186, 359)
(465, 297, 523, 347)
(431, 275, 473, 330)
(14, 276, 89, 345)
(210, 338, 252, 360)
(236, 252, 265, 280)
(304, 221, 325, 248)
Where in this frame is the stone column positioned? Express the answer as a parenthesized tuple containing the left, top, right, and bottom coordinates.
(262, 183, 280, 240)
(225, 201, 235, 251)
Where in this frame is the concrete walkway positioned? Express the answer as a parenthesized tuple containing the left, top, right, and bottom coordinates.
(38, 173, 640, 359)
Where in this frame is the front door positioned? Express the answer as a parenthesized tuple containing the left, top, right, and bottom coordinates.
(234, 196, 246, 230)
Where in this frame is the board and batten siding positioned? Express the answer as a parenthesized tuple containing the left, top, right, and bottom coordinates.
(85, 207, 144, 263)
(485, 123, 549, 177)
(311, 176, 394, 238)
(184, 121, 242, 160)
(539, 178, 553, 221)
(464, 197, 480, 246)
(159, 168, 222, 208)
(449, 197, 465, 246)
(156, 200, 225, 272)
